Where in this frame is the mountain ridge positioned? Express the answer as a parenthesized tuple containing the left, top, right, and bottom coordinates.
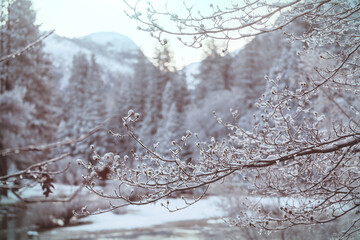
(80, 32, 139, 53)
(43, 32, 140, 88)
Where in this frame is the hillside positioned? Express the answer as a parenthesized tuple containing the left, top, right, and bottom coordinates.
(43, 32, 140, 88)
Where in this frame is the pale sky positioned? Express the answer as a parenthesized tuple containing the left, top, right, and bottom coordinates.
(32, 0, 246, 69)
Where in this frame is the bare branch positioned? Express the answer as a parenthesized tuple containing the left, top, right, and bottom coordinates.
(0, 30, 55, 63)
(0, 115, 116, 157)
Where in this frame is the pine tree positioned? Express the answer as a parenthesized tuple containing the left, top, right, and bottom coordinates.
(151, 44, 174, 119)
(3, 0, 61, 143)
(130, 50, 150, 116)
(57, 53, 89, 184)
(156, 103, 183, 156)
(156, 72, 189, 155)
(0, 0, 61, 195)
(85, 54, 108, 154)
(139, 45, 174, 145)
(194, 40, 226, 101)
(57, 53, 107, 184)
(106, 75, 135, 159)
(106, 50, 150, 166)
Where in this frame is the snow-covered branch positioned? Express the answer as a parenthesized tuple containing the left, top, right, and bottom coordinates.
(0, 116, 115, 157)
(72, 0, 360, 237)
(0, 30, 54, 63)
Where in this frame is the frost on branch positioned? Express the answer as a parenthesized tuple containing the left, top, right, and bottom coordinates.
(76, 0, 360, 238)
(123, 0, 360, 51)
(78, 100, 359, 236)
(0, 153, 71, 200)
(77, 110, 209, 214)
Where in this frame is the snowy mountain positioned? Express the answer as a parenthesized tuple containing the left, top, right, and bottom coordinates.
(81, 32, 138, 53)
(43, 32, 140, 88)
(43, 31, 245, 91)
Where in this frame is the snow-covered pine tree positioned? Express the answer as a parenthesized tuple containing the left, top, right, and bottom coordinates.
(105, 75, 134, 167)
(151, 44, 174, 119)
(85, 54, 108, 155)
(57, 53, 89, 184)
(106, 50, 151, 168)
(0, 0, 61, 194)
(130, 50, 149, 116)
(57, 53, 107, 184)
(194, 40, 227, 101)
(231, 32, 282, 100)
(156, 71, 189, 156)
(157, 103, 182, 154)
(1, 0, 61, 145)
(139, 45, 173, 145)
(108, 50, 149, 122)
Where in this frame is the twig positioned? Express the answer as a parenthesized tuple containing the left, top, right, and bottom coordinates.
(0, 30, 55, 63)
(0, 116, 116, 157)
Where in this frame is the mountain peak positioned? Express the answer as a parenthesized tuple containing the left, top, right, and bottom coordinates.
(81, 32, 138, 52)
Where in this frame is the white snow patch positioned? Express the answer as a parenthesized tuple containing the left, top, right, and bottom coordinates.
(61, 196, 225, 232)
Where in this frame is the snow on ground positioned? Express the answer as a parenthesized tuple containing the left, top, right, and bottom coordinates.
(50, 196, 225, 233)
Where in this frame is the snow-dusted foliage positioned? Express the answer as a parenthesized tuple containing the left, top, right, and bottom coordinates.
(0, 0, 359, 238)
(42, 32, 138, 89)
(0, 0, 61, 151)
(0, 0, 62, 197)
(57, 53, 108, 184)
(156, 72, 189, 156)
(138, 45, 176, 146)
(105, 50, 154, 168)
(72, 0, 360, 238)
(193, 40, 229, 101)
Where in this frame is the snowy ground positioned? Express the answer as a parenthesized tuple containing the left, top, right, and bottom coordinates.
(67, 196, 224, 231)
(1, 183, 235, 239)
(40, 196, 229, 239)
(2, 183, 354, 239)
